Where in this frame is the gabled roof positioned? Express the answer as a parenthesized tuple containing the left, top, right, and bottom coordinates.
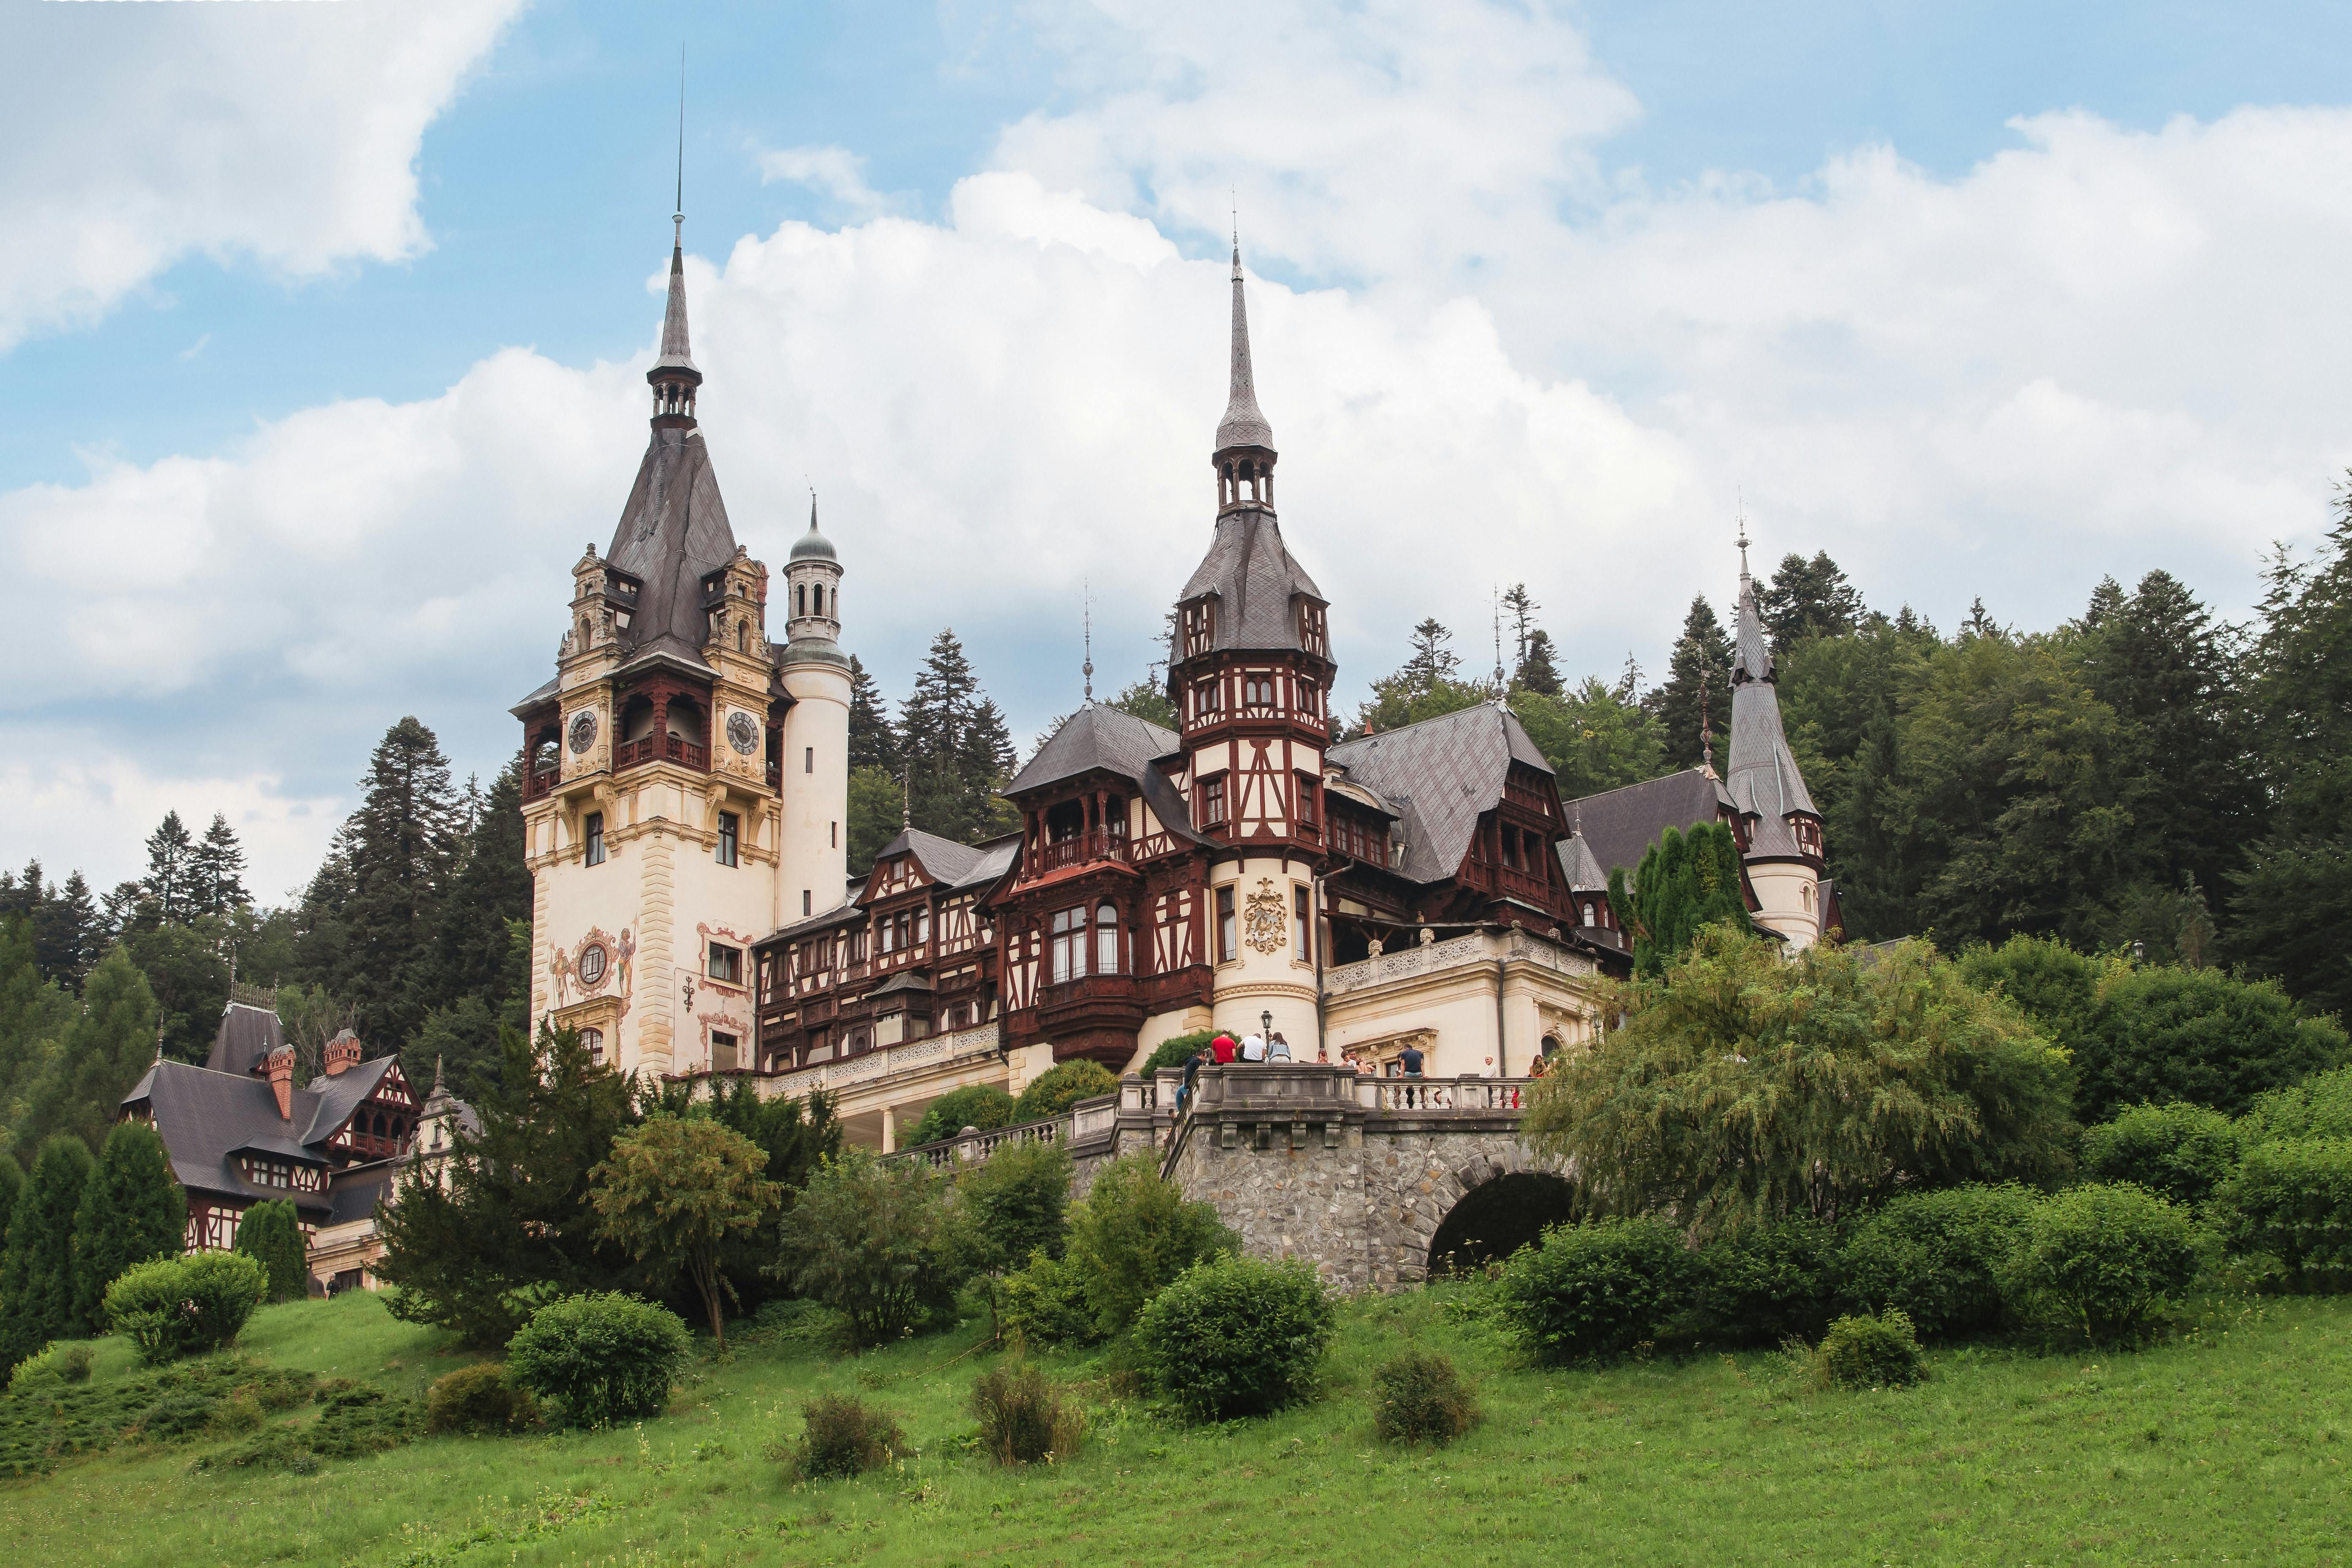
(1010, 705, 1205, 850)
(297, 1056, 400, 1145)
(206, 1000, 285, 1077)
(873, 827, 989, 890)
(1175, 509, 1324, 653)
(605, 430, 737, 669)
(1557, 830, 1609, 892)
(1563, 768, 1734, 880)
(1324, 703, 1551, 883)
(122, 1056, 416, 1209)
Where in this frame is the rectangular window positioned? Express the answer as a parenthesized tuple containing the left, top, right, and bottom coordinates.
(716, 811, 739, 867)
(1050, 906, 1084, 985)
(1296, 772, 1318, 827)
(1216, 885, 1237, 964)
(830, 821, 838, 848)
(711, 1031, 739, 1072)
(583, 812, 606, 866)
(802, 888, 812, 917)
(708, 943, 742, 984)
(1294, 884, 1312, 963)
(1200, 773, 1228, 827)
(805, 746, 814, 774)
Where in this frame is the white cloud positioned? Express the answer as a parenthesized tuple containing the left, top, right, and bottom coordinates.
(0, 0, 521, 347)
(756, 144, 898, 218)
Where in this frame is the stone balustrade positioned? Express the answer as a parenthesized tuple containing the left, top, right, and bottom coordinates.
(1320, 926, 1597, 1000)
(766, 1019, 1001, 1101)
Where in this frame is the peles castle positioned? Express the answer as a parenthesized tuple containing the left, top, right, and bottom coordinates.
(512, 219, 1840, 1150)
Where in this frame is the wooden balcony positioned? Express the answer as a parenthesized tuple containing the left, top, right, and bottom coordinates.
(1026, 827, 1130, 879)
(1495, 865, 1552, 905)
(522, 765, 560, 803)
(614, 733, 709, 772)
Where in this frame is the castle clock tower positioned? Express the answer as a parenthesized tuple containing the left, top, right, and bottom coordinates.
(513, 217, 848, 1078)
(1171, 242, 1335, 1049)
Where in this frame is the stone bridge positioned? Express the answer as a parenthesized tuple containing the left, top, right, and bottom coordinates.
(897, 1063, 1569, 1293)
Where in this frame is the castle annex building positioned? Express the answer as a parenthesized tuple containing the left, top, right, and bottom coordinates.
(515, 225, 1833, 1148)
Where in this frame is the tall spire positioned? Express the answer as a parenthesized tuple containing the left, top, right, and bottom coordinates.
(1732, 510, 1770, 683)
(1214, 234, 1274, 456)
(648, 57, 700, 427)
(1081, 579, 1094, 705)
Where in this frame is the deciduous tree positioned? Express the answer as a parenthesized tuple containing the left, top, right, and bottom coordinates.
(591, 1114, 780, 1347)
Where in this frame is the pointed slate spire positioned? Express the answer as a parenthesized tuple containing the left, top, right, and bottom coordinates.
(1214, 237, 1274, 455)
(1731, 519, 1771, 683)
(656, 222, 696, 373)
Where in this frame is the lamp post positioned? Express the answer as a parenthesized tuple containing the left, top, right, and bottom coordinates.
(1260, 1010, 1273, 1045)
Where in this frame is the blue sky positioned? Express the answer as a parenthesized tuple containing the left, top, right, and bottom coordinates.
(4, 0, 2350, 896)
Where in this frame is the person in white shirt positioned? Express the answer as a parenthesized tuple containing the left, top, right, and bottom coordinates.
(1239, 1032, 1267, 1062)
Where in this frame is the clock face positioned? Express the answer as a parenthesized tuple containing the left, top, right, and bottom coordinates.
(567, 710, 598, 754)
(576, 943, 607, 985)
(726, 710, 760, 756)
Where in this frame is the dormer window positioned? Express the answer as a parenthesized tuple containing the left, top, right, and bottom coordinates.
(1183, 602, 1216, 658)
(1242, 676, 1275, 710)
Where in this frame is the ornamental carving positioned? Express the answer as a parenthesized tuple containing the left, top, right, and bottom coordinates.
(1242, 877, 1287, 955)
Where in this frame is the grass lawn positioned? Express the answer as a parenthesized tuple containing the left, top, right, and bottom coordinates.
(3, 1286, 2348, 1566)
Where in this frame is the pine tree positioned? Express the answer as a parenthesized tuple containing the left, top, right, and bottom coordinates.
(140, 812, 196, 927)
(335, 717, 463, 1051)
(899, 631, 1016, 844)
(0, 916, 74, 1130)
(429, 762, 530, 1026)
(71, 1119, 183, 1328)
(1606, 822, 1750, 976)
(1643, 596, 1733, 770)
(847, 654, 898, 773)
(234, 1199, 310, 1302)
(37, 872, 100, 991)
(187, 814, 251, 918)
(0, 1135, 96, 1360)
(846, 765, 905, 871)
(0, 1160, 20, 1279)
(1514, 628, 1564, 697)
(960, 697, 1021, 840)
(125, 920, 230, 1065)
(1501, 585, 1540, 666)
(16, 947, 161, 1154)
(1758, 551, 1865, 651)
(1401, 618, 1463, 686)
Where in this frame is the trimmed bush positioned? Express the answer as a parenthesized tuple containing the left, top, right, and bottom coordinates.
(1496, 1217, 1699, 1364)
(2074, 964, 2349, 1124)
(790, 1393, 904, 1480)
(1140, 1031, 1219, 1078)
(505, 1292, 690, 1427)
(104, 1251, 268, 1365)
(2218, 1137, 2352, 1287)
(1370, 1350, 1480, 1445)
(906, 1085, 1018, 1149)
(969, 1361, 1084, 1465)
(1064, 1152, 1235, 1337)
(1001, 1250, 1102, 1349)
(234, 1200, 311, 1303)
(2082, 1102, 2244, 1207)
(6, 1341, 93, 1391)
(1013, 1060, 1120, 1123)
(1694, 1217, 1842, 1343)
(2001, 1182, 2201, 1345)
(1132, 1255, 1337, 1422)
(1840, 1184, 2040, 1338)
(425, 1362, 540, 1435)
(1816, 1310, 1925, 1390)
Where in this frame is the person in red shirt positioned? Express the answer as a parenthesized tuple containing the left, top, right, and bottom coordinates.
(1211, 1033, 1238, 1064)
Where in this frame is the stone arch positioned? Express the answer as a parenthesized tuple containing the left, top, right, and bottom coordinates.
(1426, 1169, 1580, 1274)
(1375, 1138, 1573, 1284)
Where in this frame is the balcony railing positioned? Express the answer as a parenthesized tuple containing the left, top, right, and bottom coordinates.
(614, 733, 709, 772)
(1495, 865, 1551, 904)
(522, 765, 560, 803)
(1029, 827, 1128, 877)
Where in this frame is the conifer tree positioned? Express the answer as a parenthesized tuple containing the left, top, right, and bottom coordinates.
(234, 1199, 310, 1302)
(0, 1135, 96, 1360)
(1514, 627, 1564, 697)
(1401, 618, 1462, 686)
(1500, 584, 1540, 669)
(1643, 596, 1733, 770)
(430, 762, 529, 1023)
(14, 947, 160, 1155)
(125, 921, 229, 1064)
(71, 1119, 183, 1326)
(0, 1158, 20, 1274)
(188, 813, 251, 918)
(1606, 822, 1750, 976)
(40, 872, 100, 991)
(1759, 551, 1865, 651)
(900, 631, 1017, 844)
(0, 915, 74, 1125)
(139, 812, 196, 927)
(847, 653, 898, 773)
(334, 717, 463, 1050)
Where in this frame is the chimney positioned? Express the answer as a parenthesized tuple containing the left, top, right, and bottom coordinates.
(324, 1029, 363, 1077)
(266, 1045, 294, 1121)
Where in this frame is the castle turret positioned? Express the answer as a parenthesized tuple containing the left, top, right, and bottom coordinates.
(775, 498, 851, 924)
(1726, 529, 1829, 947)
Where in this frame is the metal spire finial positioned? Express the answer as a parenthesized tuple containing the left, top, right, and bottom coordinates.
(1082, 579, 1094, 705)
(674, 46, 686, 236)
(901, 770, 912, 831)
(1699, 667, 1715, 777)
(1492, 585, 1506, 698)
(1735, 486, 1751, 581)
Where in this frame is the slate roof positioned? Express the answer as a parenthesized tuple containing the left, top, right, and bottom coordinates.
(1562, 768, 1734, 880)
(1726, 569, 1819, 831)
(206, 1000, 286, 1076)
(1557, 830, 1609, 892)
(122, 1060, 338, 1213)
(654, 237, 696, 373)
(1176, 510, 1324, 654)
(604, 429, 737, 669)
(297, 1057, 397, 1145)
(1325, 703, 1552, 884)
(875, 827, 989, 889)
(1216, 245, 1274, 454)
(1009, 705, 1205, 849)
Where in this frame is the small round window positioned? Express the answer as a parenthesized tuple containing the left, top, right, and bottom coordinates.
(577, 943, 608, 985)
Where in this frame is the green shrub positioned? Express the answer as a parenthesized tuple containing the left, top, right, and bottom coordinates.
(1132, 1255, 1337, 1421)
(2218, 1137, 2352, 1287)
(1013, 1060, 1120, 1123)
(2081, 1102, 2245, 1206)
(1496, 1217, 1698, 1364)
(1370, 1350, 1480, 1445)
(744, 1298, 843, 1348)
(1064, 1152, 1235, 1337)
(135, 1391, 221, 1440)
(1001, 1250, 1102, 1349)
(906, 1085, 1019, 1149)
(955, 1138, 1073, 1271)
(1694, 1218, 1842, 1343)
(2241, 1066, 2352, 1143)
(5, 1342, 93, 1391)
(775, 1149, 966, 1348)
(789, 1393, 904, 1480)
(2074, 964, 2349, 1123)
(1840, 1184, 2040, 1338)
(505, 1292, 691, 1427)
(308, 1385, 423, 1458)
(235, 1200, 312, 1303)
(969, 1361, 1084, 1465)
(104, 1252, 268, 1365)
(2001, 1182, 2201, 1345)
(1140, 1031, 1219, 1078)
(1816, 1310, 1925, 1389)
(425, 1362, 540, 1435)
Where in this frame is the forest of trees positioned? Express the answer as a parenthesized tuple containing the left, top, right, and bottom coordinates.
(8, 476, 2352, 1174)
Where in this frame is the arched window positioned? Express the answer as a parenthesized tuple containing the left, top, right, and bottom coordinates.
(814, 584, 825, 617)
(796, 583, 807, 617)
(736, 621, 747, 652)
(580, 1026, 603, 1063)
(1095, 903, 1120, 975)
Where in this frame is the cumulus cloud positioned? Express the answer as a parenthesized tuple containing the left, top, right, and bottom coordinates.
(0, 0, 520, 347)
(756, 144, 900, 218)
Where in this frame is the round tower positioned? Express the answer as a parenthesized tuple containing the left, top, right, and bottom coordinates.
(776, 501, 852, 925)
